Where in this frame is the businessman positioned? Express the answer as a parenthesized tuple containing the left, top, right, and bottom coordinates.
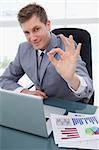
(0, 3, 93, 102)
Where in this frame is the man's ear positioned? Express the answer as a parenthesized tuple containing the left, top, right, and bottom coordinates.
(47, 20, 51, 31)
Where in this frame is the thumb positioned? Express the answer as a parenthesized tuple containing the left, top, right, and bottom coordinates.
(47, 52, 58, 66)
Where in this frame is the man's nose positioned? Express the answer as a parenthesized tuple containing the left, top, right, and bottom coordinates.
(29, 33, 37, 42)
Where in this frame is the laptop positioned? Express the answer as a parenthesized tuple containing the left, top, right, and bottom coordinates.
(0, 89, 66, 137)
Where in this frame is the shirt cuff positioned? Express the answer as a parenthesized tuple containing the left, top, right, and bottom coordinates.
(68, 75, 87, 94)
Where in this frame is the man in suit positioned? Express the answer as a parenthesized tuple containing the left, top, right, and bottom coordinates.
(0, 3, 93, 102)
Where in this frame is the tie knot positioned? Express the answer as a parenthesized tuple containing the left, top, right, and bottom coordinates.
(40, 52, 44, 57)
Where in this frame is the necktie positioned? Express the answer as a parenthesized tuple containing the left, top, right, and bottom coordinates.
(28, 52, 44, 89)
(38, 52, 44, 68)
(37, 52, 44, 81)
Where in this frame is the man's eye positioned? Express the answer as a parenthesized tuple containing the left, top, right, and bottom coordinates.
(24, 31, 29, 35)
(34, 28, 40, 32)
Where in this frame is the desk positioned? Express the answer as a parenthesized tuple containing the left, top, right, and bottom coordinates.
(0, 98, 98, 150)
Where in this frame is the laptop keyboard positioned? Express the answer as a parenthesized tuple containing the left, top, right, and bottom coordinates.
(43, 104, 66, 118)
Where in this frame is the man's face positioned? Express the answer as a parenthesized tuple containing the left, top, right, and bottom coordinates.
(21, 15, 51, 50)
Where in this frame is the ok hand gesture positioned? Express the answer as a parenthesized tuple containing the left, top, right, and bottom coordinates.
(47, 34, 82, 90)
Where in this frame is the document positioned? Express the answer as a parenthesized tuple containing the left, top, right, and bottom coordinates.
(50, 112, 99, 149)
(58, 139, 99, 149)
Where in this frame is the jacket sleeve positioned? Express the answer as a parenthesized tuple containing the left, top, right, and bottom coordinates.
(0, 44, 25, 90)
(74, 55, 93, 99)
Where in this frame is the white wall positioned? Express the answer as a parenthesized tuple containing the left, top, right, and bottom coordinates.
(0, 0, 99, 106)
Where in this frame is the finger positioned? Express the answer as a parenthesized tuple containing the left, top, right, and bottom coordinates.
(69, 35, 74, 45)
(69, 35, 74, 42)
(59, 34, 69, 50)
(60, 34, 74, 51)
(47, 52, 58, 66)
(47, 48, 64, 65)
(48, 48, 64, 56)
(68, 35, 76, 51)
(76, 43, 82, 56)
(36, 90, 47, 97)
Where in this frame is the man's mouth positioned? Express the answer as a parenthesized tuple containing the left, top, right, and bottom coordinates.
(34, 40, 41, 45)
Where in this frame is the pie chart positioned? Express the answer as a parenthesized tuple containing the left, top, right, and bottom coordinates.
(85, 127, 99, 135)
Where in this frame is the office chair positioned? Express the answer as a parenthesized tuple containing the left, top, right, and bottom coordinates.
(52, 28, 94, 105)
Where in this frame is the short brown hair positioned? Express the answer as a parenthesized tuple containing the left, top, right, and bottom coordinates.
(17, 3, 48, 24)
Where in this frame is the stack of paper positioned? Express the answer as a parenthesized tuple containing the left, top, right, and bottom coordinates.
(50, 112, 99, 149)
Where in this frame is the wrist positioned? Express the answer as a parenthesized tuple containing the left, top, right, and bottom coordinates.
(67, 74, 80, 91)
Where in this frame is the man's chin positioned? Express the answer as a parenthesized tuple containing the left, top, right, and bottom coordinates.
(32, 45, 45, 50)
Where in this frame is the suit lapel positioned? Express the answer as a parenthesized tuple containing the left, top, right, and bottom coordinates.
(29, 47, 38, 84)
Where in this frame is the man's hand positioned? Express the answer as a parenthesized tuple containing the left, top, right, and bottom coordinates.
(47, 34, 82, 91)
(20, 89, 48, 99)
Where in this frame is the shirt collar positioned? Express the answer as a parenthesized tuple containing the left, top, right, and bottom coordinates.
(37, 49, 46, 57)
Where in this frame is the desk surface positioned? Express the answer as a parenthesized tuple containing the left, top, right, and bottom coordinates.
(0, 97, 98, 150)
